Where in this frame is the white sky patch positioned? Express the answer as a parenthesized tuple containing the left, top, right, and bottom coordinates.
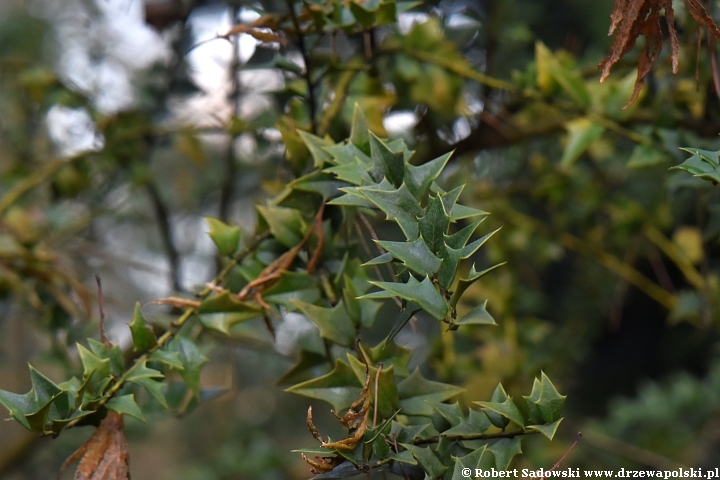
(46, 105, 104, 157)
(384, 110, 418, 137)
(398, 12, 430, 34)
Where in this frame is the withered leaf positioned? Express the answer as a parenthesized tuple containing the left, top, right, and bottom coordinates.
(58, 412, 130, 480)
(600, 0, 720, 107)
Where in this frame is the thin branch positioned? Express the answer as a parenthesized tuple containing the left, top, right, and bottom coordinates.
(145, 181, 182, 292)
(373, 362, 383, 427)
(642, 225, 705, 291)
(542, 432, 582, 480)
(95, 275, 111, 347)
(285, 0, 317, 133)
(62, 231, 271, 432)
(411, 428, 537, 445)
(317, 64, 360, 137)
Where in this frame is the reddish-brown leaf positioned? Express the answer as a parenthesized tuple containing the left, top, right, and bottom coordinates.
(58, 412, 130, 480)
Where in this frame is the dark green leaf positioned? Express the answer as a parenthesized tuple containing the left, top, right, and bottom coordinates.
(525, 418, 563, 440)
(129, 302, 157, 353)
(431, 402, 464, 427)
(369, 132, 405, 185)
(451, 446, 488, 480)
(397, 368, 465, 416)
(383, 302, 421, 347)
(290, 170, 348, 199)
(487, 437, 522, 470)
(377, 237, 442, 277)
(405, 445, 447, 479)
(298, 130, 334, 167)
(286, 359, 363, 412)
(533, 372, 566, 423)
(0, 389, 37, 430)
(475, 393, 524, 428)
(107, 394, 145, 422)
(148, 349, 184, 370)
(87, 339, 125, 377)
(364, 276, 448, 320)
(419, 195, 451, 254)
(673, 148, 720, 184)
(445, 219, 485, 250)
(125, 360, 164, 383)
(455, 300, 496, 326)
(293, 299, 357, 347)
(256, 205, 304, 247)
(359, 184, 422, 239)
(263, 272, 321, 309)
(205, 217, 241, 256)
(170, 337, 208, 396)
(442, 408, 491, 436)
(450, 263, 506, 307)
(405, 152, 452, 199)
(132, 377, 168, 409)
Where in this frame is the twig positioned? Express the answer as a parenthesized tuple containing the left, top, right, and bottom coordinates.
(542, 432, 582, 480)
(95, 276, 111, 347)
(373, 362, 383, 427)
(411, 428, 537, 445)
(62, 231, 271, 432)
(145, 181, 182, 292)
(285, 0, 317, 133)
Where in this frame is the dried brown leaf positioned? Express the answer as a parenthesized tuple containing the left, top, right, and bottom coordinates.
(58, 412, 130, 480)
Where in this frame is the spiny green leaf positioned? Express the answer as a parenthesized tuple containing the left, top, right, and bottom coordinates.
(205, 217, 241, 256)
(293, 299, 357, 347)
(349, 104, 371, 155)
(369, 132, 405, 185)
(125, 360, 164, 383)
(437, 244, 462, 289)
(256, 205, 304, 247)
(455, 300, 496, 326)
(297, 130, 334, 167)
(199, 291, 263, 315)
(449, 203, 489, 222)
(419, 195, 451, 254)
(285, 359, 363, 412)
(200, 311, 262, 335)
(0, 389, 37, 430)
(148, 349, 184, 370)
(29, 366, 62, 407)
(376, 236, 442, 277)
(87, 339, 125, 377)
(442, 408, 491, 436)
(383, 302, 421, 347)
(347, 354, 398, 419)
(450, 262, 506, 307)
(533, 372, 566, 423)
(405, 152, 452, 199)
(325, 143, 371, 166)
(132, 377, 168, 409)
(475, 387, 524, 428)
(397, 368, 465, 416)
(431, 402, 464, 427)
(459, 228, 501, 259)
(364, 275, 448, 320)
(107, 394, 145, 422)
(289, 170, 348, 199)
(25, 397, 57, 434)
(451, 446, 488, 480)
(129, 302, 157, 353)
(404, 445, 447, 479)
(276, 349, 328, 386)
(358, 183, 422, 239)
(560, 117, 605, 166)
(324, 157, 373, 185)
(525, 417, 564, 440)
(362, 252, 393, 266)
(445, 219, 485, 250)
(672, 148, 720, 184)
(364, 340, 413, 377)
(262, 272, 320, 309)
(391, 420, 430, 444)
(77, 343, 111, 394)
(170, 337, 208, 396)
(487, 437, 522, 470)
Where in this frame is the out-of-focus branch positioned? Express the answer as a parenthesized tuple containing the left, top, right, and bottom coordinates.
(145, 181, 182, 292)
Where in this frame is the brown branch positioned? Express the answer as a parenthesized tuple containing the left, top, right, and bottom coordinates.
(285, 0, 317, 134)
(145, 181, 182, 292)
(542, 432, 582, 480)
(411, 428, 536, 445)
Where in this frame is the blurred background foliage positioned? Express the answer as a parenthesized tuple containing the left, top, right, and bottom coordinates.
(2, 0, 720, 477)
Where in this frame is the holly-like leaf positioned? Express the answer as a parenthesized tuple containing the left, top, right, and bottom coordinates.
(77, 344, 111, 395)
(132, 377, 168, 409)
(170, 337, 208, 397)
(262, 272, 321, 309)
(205, 217, 241, 256)
(293, 300, 357, 347)
(347, 354, 399, 419)
(200, 312, 262, 335)
(256, 205, 304, 247)
(431, 402, 464, 427)
(383, 302, 422, 347)
(405, 152, 452, 199)
(445, 219, 485, 250)
(487, 437, 522, 470)
(129, 302, 156, 354)
(364, 276, 448, 320)
(148, 350, 184, 370)
(349, 103, 371, 155)
(289, 171, 348, 199)
(525, 418, 564, 440)
(358, 184, 422, 239)
(376, 236, 442, 277)
(124, 360, 163, 383)
(403, 445, 447, 479)
(107, 394, 145, 422)
(672, 148, 720, 184)
(455, 300, 496, 326)
(199, 291, 263, 315)
(475, 387, 525, 428)
(87, 339, 125, 377)
(442, 408, 491, 436)
(419, 195, 451, 254)
(0, 389, 37, 430)
(369, 132, 405, 185)
(532, 372, 566, 423)
(298, 130, 334, 168)
(364, 340, 413, 377)
(451, 445, 488, 480)
(397, 368, 465, 416)
(451, 263, 506, 307)
(286, 359, 363, 412)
